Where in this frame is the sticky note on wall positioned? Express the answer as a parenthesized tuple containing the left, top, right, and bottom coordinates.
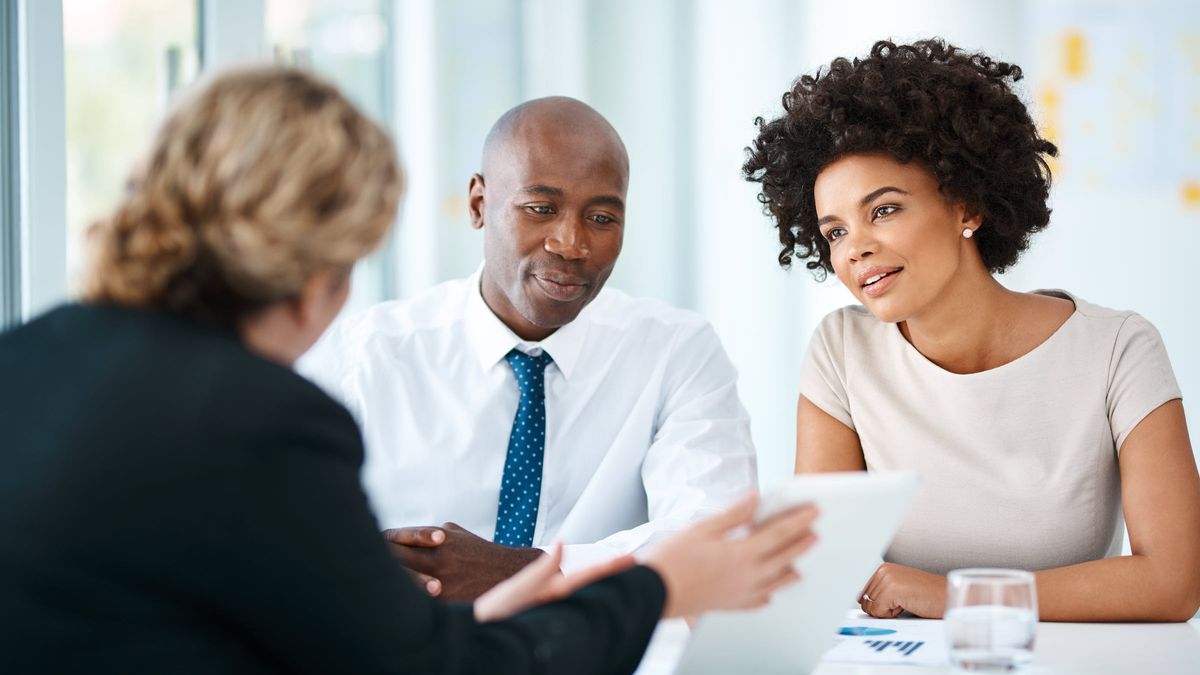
(1183, 181, 1200, 208)
(1063, 30, 1088, 79)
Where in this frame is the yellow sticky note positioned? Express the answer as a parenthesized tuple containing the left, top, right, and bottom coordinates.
(1182, 181, 1200, 208)
(1063, 30, 1088, 79)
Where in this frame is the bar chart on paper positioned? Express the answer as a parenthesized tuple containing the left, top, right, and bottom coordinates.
(863, 640, 925, 657)
(822, 619, 949, 667)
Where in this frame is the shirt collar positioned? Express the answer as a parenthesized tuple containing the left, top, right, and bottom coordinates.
(463, 263, 589, 381)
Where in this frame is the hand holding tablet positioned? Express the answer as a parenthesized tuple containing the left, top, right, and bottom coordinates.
(675, 471, 920, 675)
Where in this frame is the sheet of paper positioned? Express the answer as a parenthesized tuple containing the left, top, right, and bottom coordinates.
(821, 614, 949, 668)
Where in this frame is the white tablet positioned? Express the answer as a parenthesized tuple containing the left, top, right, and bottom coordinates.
(673, 470, 920, 675)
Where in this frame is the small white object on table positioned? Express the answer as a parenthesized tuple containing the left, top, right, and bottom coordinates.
(636, 611, 1200, 674)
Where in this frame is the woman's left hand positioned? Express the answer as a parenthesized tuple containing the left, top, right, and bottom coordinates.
(858, 563, 946, 618)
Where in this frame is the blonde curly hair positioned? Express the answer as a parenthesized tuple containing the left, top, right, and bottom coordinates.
(81, 66, 403, 324)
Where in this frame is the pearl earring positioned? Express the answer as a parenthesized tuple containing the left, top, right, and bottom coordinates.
(962, 228, 974, 239)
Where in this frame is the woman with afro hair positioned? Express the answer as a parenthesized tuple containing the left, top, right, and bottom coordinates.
(745, 39, 1200, 622)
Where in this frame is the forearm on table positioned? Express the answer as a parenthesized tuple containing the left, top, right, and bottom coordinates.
(1035, 554, 1200, 622)
(552, 516, 697, 573)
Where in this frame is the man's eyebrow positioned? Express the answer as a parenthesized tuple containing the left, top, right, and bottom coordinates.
(519, 184, 565, 197)
(817, 186, 910, 227)
(588, 195, 625, 211)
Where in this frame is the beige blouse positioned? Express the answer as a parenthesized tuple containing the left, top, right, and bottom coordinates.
(799, 290, 1182, 575)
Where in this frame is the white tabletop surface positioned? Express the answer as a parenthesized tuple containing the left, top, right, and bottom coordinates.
(635, 612, 1200, 674)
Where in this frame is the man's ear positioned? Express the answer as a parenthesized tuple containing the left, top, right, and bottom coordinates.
(468, 173, 486, 231)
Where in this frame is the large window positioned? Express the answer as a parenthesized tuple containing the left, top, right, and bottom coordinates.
(61, 0, 197, 286)
(265, 0, 389, 122)
(265, 0, 395, 314)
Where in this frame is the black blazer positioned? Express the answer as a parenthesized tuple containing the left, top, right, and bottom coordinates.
(0, 305, 665, 674)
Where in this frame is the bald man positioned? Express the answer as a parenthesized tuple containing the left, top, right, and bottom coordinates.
(301, 97, 756, 601)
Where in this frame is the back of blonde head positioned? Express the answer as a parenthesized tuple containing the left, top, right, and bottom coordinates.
(82, 67, 403, 324)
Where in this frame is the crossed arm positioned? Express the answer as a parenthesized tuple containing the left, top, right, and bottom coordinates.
(796, 395, 1200, 622)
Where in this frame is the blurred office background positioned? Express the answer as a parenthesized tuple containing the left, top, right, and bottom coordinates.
(3, 0, 1198, 489)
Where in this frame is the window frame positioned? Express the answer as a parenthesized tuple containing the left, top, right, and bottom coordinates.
(1, 0, 20, 328)
(13, 0, 66, 323)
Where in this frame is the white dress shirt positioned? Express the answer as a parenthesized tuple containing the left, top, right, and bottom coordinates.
(298, 268, 757, 571)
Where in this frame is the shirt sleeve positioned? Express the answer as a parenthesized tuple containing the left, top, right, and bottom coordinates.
(797, 310, 854, 430)
(209, 380, 666, 675)
(1107, 313, 1183, 451)
(555, 320, 757, 573)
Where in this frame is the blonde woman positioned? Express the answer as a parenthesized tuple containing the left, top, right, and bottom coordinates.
(0, 68, 818, 673)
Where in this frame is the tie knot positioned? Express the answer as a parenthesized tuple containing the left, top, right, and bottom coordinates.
(505, 349, 554, 396)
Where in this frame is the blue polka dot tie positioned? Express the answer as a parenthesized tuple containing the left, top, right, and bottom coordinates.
(494, 349, 554, 547)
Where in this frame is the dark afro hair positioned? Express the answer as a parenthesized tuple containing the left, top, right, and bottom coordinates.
(743, 38, 1058, 279)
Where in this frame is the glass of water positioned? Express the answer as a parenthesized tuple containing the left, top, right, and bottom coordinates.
(945, 569, 1037, 671)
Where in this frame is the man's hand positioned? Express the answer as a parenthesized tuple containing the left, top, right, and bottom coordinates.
(474, 542, 636, 622)
(382, 523, 545, 602)
(858, 562, 947, 618)
(382, 526, 447, 596)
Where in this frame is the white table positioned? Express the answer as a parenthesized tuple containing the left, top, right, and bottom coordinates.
(636, 612, 1200, 674)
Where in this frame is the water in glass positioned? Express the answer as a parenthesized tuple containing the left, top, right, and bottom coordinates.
(945, 569, 1037, 671)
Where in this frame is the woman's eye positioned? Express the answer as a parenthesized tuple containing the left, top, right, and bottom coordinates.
(873, 205, 898, 219)
(824, 227, 846, 242)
